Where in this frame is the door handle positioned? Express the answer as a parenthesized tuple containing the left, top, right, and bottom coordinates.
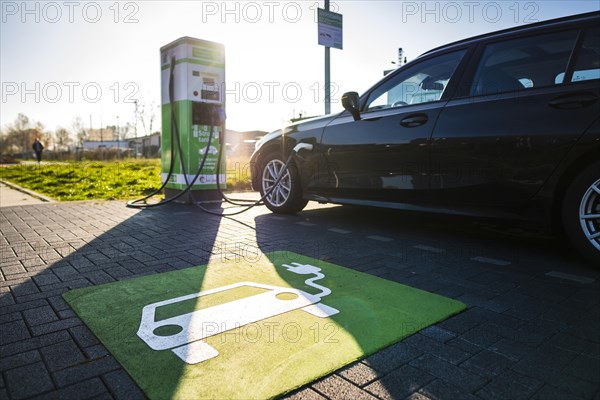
(400, 114, 428, 127)
(548, 93, 598, 109)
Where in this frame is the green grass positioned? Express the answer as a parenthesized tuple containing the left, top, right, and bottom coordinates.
(1, 158, 253, 201)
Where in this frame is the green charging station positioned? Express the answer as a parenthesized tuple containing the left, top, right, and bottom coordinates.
(160, 37, 226, 203)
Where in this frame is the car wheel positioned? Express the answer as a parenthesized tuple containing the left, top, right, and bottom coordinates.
(562, 161, 600, 265)
(260, 151, 307, 214)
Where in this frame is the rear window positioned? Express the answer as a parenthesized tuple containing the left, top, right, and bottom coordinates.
(471, 30, 579, 96)
(570, 27, 600, 83)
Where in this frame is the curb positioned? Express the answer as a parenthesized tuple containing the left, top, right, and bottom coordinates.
(0, 179, 54, 203)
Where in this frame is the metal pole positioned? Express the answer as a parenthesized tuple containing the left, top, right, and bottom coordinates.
(324, 0, 331, 115)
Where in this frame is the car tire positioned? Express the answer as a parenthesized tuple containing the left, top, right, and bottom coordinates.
(259, 151, 308, 214)
(562, 161, 600, 265)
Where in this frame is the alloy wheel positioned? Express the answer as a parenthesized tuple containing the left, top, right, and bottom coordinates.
(262, 159, 291, 207)
(579, 178, 600, 252)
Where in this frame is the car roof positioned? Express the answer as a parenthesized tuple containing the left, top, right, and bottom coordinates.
(420, 11, 600, 57)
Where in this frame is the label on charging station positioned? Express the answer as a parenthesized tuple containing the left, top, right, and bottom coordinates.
(160, 37, 226, 191)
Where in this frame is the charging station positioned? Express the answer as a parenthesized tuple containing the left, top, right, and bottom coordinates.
(160, 37, 226, 203)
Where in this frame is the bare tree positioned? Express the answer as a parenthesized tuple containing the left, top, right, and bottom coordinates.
(72, 116, 86, 146)
(1, 114, 46, 157)
(54, 127, 72, 152)
(134, 100, 157, 138)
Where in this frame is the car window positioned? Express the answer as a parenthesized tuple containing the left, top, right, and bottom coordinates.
(570, 27, 600, 83)
(470, 30, 579, 96)
(364, 50, 466, 112)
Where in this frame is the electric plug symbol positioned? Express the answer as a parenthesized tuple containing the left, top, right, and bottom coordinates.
(283, 262, 322, 275)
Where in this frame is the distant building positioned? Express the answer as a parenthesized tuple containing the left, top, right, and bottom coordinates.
(129, 132, 161, 157)
(86, 127, 117, 142)
(82, 140, 129, 150)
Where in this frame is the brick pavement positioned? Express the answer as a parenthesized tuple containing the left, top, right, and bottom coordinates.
(1, 199, 599, 399)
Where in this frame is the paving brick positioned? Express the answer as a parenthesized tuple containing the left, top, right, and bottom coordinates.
(32, 273, 61, 287)
(5, 361, 54, 400)
(409, 354, 487, 393)
(364, 365, 435, 400)
(436, 309, 482, 334)
(0, 292, 15, 307)
(476, 369, 542, 400)
(23, 305, 59, 326)
(532, 384, 586, 400)
(0, 350, 41, 372)
(337, 361, 380, 387)
(488, 338, 538, 362)
(519, 344, 578, 372)
(30, 317, 82, 336)
(545, 332, 594, 354)
(53, 356, 121, 388)
(0, 319, 31, 345)
(418, 379, 480, 400)
(102, 370, 145, 400)
(83, 344, 109, 359)
(69, 325, 99, 347)
(361, 341, 423, 374)
(458, 325, 503, 348)
(420, 326, 457, 343)
(47, 295, 70, 312)
(459, 349, 515, 379)
(563, 354, 600, 383)
(11, 281, 40, 297)
(40, 340, 86, 372)
(30, 378, 108, 400)
(403, 334, 472, 365)
(1, 330, 71, 358)
(84, 271, 116, 285)
(282, 387, 328, 400)
(311, 374, 378, 400)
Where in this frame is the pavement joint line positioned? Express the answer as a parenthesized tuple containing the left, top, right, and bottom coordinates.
(296, 222, 317, 226)
(545, 271, 596, 284)
(413, 245, 446, 254)
(470, 256, 511, 266)
(366, 235, 394, 242)
(328, 228, 352, 234)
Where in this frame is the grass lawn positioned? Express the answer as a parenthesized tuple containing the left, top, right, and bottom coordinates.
(1, 158, 253, 201)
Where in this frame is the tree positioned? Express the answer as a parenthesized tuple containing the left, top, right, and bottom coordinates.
(72, 116, 86, 146)
(0, 113, 46, 157)
(54, 127, 72, 152)
(134, 100, 157, 138)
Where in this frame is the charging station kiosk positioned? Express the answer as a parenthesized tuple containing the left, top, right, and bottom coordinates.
(160, 37, 226, 202)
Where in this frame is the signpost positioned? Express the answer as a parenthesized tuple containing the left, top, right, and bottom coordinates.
(318, 4, 342, 115)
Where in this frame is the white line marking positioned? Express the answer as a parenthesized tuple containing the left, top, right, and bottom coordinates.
(328, 228, 351, 234)
(413, 245, 445, 254)
(471, 256, 511, 266)
(297, 222, 317, 227)
(366, 235, 393, 242)
(545, 271, 595, 284)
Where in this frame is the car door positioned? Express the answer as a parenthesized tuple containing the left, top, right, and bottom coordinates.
(430, 26, 600, 207)
(316, 49, 467, 203)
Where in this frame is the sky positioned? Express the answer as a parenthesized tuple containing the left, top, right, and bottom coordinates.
(1, 1, 599, 137)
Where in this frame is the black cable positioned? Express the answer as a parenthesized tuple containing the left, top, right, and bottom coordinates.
(191, 151, 295, 216)
(126, 59, 179, 208)
(127, 56, 298, 215)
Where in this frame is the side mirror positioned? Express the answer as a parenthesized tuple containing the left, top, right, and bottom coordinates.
(341, 92, 361, 121)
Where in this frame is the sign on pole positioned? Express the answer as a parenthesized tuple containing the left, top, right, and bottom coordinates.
(318, 8, 343, 50)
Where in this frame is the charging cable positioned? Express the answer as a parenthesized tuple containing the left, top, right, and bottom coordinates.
(127, 56, 309, 215)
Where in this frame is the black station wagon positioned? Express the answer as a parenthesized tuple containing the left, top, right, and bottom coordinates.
(250, 11, 600, 264)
